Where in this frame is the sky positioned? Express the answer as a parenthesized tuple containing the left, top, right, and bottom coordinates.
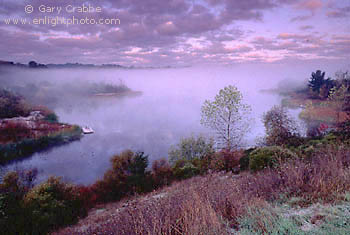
(0, 0, 349, 67)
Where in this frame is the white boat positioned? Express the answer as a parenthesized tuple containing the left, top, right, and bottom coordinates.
(82, 126, 94, 134)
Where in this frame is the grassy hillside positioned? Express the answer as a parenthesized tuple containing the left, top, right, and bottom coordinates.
(55, 143, 350, 234)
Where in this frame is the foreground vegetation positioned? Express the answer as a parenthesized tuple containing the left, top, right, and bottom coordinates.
(54, 140, 350, 234)
(2, 125, 350, 234)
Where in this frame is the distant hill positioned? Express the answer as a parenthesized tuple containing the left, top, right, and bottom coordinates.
(0, 60, 187, 70)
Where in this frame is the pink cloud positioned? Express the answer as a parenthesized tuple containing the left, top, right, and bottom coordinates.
(296, 0, 323, 12)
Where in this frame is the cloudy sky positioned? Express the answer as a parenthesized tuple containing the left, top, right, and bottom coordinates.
(0, 0, 349, 66)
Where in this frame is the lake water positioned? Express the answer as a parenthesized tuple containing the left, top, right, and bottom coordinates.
(1, 65, 305, 185)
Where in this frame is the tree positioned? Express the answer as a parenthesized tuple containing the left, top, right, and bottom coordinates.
(328, 84, 350, 123)
(308, 70, 334, 99)
(28, 61, 38, 68)
(200, 85, 251, 150)
(263, 105, 300, 146)
(335, 71, 350, 86)
(168, 135, 214, 165)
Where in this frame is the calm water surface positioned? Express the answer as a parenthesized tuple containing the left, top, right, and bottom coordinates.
(1, 66, 302, 184)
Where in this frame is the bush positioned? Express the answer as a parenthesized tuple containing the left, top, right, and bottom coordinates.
(296, 133, 341, 158)
(0, 122, 31, 142)
(44, 113, 59, 123)
(168, 135, 214, 165)
(23, 177, 86, 234)
(249, 146, 297, 172)
(151, 158, 174, 189)
(173, 160, 200, 180)
(336, 120, 350, 139)
(92, 150, 151, 202)
(0, 171, 29, 234)
(239, 148, 255, 171)
(209, 150, 243, 173)
(0, 89, 32, 119)
(263, 106, 301, 146)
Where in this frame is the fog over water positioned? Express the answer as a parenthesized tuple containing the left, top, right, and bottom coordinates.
(0, 64, 333, 184)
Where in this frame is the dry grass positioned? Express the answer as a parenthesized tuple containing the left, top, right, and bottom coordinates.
(300, 105, 348, 123)
(0, 121, 75, 144)
(55, 145, 350, 235)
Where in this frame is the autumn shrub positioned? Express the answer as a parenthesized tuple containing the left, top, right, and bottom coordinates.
(23, 177, 86, 234)
(151, 158, 174, 189)
(75, 185, 98, 211)
(0, 122, 31, 143)
(209, 150, 243, 173)
(0, 169, 39, 234)
(249, 146, 297, 172)
(263, 105, 301, 146)
(92, 150, 151, 202)
(336, 120, 350, 139)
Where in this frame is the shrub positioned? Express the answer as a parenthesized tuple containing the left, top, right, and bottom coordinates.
(0, 168, 37, 195)
(168, 135, 214, 165)
(249, 146, 297, 172)
(0, 171, 29, 234)
(151, 158, 174, 189)
(296, 133, 341, 158)
(0, 122, 31, 143)
(239, 148, 255, 171)
(209, 150, 243, 173)
(0, 89, 32, 119)
(23, 177, 86, 234)
(173, 160, 200, 180)
(44, 113, 59, 123)
(92, 150, 151, 202)
(263, 105, 301, 146)
(336, 120, 350, 139)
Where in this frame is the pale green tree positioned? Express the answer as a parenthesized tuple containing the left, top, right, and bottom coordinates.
(168, 135, 215, 165)
(200, 85, 251, 150)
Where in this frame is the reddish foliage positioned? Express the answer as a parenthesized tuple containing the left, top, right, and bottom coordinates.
(56, 145, 350, 234)
(209, 150, 243, 173)
(0, 122, 31, 143)
(151, 158, 174, 188)
(0, 120, 73, 143)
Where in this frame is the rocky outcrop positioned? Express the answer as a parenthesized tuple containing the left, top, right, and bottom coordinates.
(0, 111, 45, 129)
